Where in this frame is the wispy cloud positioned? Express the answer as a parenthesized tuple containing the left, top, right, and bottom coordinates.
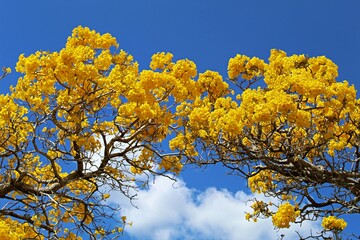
(110, 177, 322, 240)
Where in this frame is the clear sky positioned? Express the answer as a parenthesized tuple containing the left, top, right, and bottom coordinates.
(1, 1, 359, 239)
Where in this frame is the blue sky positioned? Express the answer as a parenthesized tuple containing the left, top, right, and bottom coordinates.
(1, 1, 359, 239)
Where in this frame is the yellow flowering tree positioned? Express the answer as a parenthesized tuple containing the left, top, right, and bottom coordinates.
(1, 26, 359, 239)
(0, 26, 205, 239)
(171, 50, 359, 238)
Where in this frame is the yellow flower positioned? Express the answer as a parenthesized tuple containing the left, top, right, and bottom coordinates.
(159, 156, 183, 174)
(95, 227, 105, 235)
(102, 193, 110, 200)
(322, 216, 347, 231)
(150, 52, 173, 70)
(198, 70, 229, 99)
(248, 170, 274, 193)
(227, 54, 250, 79)
(245, 213, 251, 221)
(272, 202, 300, 228)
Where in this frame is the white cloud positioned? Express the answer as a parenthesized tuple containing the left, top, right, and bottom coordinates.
(110, 177, 322, 240)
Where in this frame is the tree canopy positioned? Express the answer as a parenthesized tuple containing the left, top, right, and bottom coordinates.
(180, 50, 359, 239)
(0, 26, 359, 239)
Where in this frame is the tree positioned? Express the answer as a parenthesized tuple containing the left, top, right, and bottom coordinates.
(0, 26, 198, 239)
(1, 26, 359, 239)
(173, 50, 359, 239)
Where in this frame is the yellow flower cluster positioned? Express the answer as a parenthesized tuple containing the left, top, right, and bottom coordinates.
(198, 70, 229, 100)
(169, 132, 198, 157)
(0, 217, 40, 240)
(0, 95, 30, 152)
(322, 216, 347, 232)
(4, 67, 11, 73)
(245, 200, 271, 222)
(228, 54, 266, 80)
(150, 52, 174, 70)
(272, 202, 300, 228)
(159, 156, 183, 174)
(66, 26, 118, 49)
(248, 170, 274, 193)
(129, 148, 155, 175)
(171, 59, 199, 102)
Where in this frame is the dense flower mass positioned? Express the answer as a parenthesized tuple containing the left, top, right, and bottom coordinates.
(174, 47, 358, 237)
(271, 202, 300, 228)
(322, 216, 347, 231)
(248, 170, 274, 193)
(0, 218, 39, 240)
